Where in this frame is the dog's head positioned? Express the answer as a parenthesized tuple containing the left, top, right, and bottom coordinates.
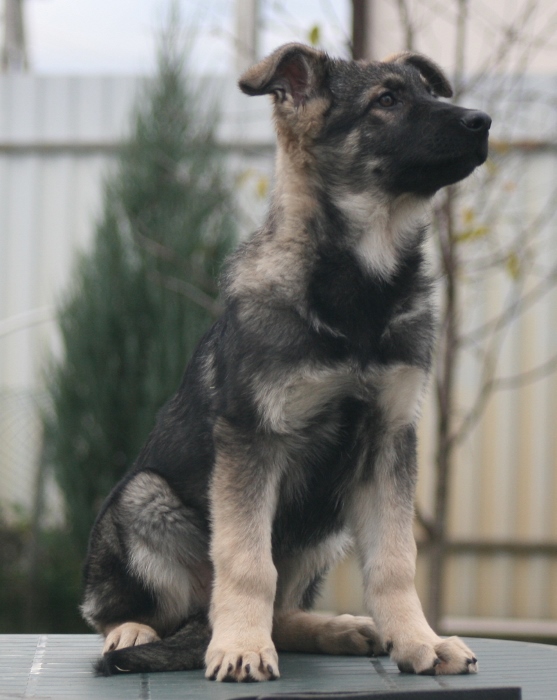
(239, 43, 490, 197)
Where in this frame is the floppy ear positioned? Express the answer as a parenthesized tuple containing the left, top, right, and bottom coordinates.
(239, 43, 328, 107)
(384, 51, 453, 98)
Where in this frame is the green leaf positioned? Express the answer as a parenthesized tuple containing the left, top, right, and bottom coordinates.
(308, 24, 321, 46)
(454, 225, 490, 243)
(506, 252, 521, 280)
(256, 175, 269, 199)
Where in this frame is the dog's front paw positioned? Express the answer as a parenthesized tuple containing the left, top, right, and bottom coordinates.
(317, 614, 385, 656)
(103, 622, 160, 653)
(205, 641, 279, 682)
(393, 635, 478, 675)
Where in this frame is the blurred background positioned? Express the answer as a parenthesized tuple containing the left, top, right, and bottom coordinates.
(1, 0, 557, 641)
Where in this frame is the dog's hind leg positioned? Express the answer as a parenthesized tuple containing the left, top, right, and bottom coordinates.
(347, 426, 478, 675)
(82, 471, 211, 658)
(274, 611, 384, 656)
(273, 534, 384, 657)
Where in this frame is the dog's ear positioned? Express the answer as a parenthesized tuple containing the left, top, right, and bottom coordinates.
(384, 51, 453, 98)
(239, 43, 328, 107)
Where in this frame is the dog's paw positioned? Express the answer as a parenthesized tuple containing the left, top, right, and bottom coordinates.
(317, 614, 385, 656)
(393, 635, 478, 675)
(103, 622, 160, 653)
(205, 645, 279, 682)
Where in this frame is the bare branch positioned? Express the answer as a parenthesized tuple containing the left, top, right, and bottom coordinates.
(147, 270, 223, 318)
(131, 218, 220, 296)
(461, 260, 557, 346)
(457, 0, 540, 98)
(451, 349, 557, 449)
(415, 503, 436, 541)
(396, 0, 415, 51)
(451, 341, 502, 448)
(491, 352, 557, 391)
(452, 0, 469, 101)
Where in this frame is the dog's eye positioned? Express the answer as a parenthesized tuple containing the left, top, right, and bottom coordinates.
(377, 92, 396, 108)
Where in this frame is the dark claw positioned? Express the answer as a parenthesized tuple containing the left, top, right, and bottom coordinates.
(267, 664, 277, 680)
(245, 664, 251, 674)
(433, 657, 442, 666)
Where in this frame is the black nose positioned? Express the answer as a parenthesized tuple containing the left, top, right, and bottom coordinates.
(460, 110, 491, 133)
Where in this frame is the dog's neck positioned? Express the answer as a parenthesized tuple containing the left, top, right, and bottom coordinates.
(332, 191, 429, 280)
(272, 147, 429, 281)
(273, 147, 320, 233)
(226, 154, 429, 309)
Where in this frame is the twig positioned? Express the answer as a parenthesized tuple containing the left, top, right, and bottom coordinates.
(415, 504, 436, 541)
(147, 270, 223, 318)
(131, 219, 220, 296)
(490, 352, 557, 391)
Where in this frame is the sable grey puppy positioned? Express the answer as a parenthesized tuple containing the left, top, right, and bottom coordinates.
(82, 43, 490, 681)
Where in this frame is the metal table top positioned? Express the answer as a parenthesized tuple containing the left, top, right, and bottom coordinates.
(0, 634, 552, 699)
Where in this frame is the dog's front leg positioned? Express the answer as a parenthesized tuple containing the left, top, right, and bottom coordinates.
(348, 426, 478, 675)
(205, 423, 280, 682)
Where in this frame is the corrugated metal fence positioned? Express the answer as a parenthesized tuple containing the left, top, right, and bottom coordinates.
(1, 73, 557, 632)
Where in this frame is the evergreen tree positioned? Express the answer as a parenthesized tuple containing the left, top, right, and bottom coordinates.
(44, 28, 235, 553)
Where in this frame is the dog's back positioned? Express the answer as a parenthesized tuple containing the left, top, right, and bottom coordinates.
(82, 44, 489, 680)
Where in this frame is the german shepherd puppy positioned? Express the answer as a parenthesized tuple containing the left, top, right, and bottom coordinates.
(82, 43, 490, 681)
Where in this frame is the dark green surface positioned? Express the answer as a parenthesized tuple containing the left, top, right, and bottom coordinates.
(0, 634, 552, 699)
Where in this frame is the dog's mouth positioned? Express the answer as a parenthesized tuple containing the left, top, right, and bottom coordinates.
(438, 127, 491, 167)
(475, 135, 490, 165)
(388, 144, 489, 197)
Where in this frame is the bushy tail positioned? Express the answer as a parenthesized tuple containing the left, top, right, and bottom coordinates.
(95, 611, 211, 676)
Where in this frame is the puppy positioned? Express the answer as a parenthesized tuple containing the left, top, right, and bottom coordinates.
(82, 43, 490, 681)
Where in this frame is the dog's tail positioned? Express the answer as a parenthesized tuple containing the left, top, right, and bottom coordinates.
(94, 610, 211, 676)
